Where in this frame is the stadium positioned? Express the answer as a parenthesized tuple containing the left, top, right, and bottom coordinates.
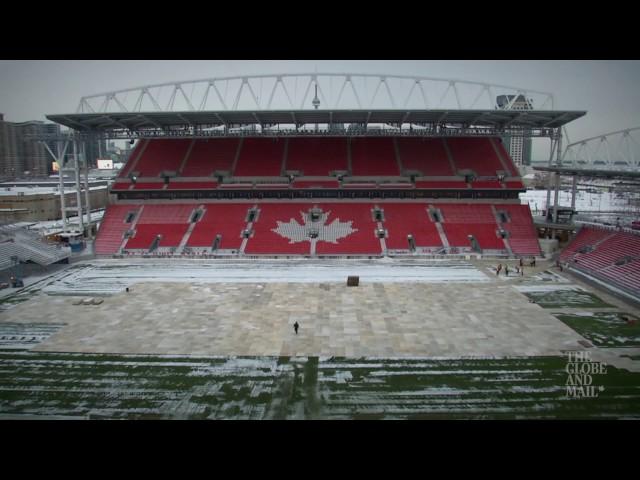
(1, 71, 639, 419)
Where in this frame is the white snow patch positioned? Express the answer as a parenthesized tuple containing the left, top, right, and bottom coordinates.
(43, 260, 490, 295)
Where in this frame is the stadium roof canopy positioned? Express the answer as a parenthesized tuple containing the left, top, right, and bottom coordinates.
(534, 166, 640, 179)
(47, 109, 585, 133)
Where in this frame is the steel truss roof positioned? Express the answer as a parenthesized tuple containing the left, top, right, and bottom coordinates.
(46, 109, 585, 134)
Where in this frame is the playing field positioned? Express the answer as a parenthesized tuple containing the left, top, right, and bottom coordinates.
(0, 258, 639, 419)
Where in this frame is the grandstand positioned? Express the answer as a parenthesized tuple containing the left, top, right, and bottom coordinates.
(92, 134, 547, 259)
(37, 76, 580, 266)
(560, 224, 640, 296)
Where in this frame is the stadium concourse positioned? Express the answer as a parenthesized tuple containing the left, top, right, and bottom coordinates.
(97, 137, 539, 258)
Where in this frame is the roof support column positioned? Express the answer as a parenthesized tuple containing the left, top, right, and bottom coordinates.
(552, 128, 563, 223)
(570, 174, 577, 212)
(72, 139, 85, 234)
(58, 141, 69, 233)
(545, 134, 557, 214)
(42, 139, 70, 232)
(81, 139, 92, 235)
(553, 172, 561, 223)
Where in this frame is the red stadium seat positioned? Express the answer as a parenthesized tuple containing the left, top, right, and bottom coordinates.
(446, 138, 506, 177)
(102, 135, 537, 258)
(94, 205, 141, 255)
(350, 138, 400, 176)
(286, 138, 348, 176)
(234, 138, 285, 177)
(181, 139, 238, 177)
(129, 139, 191, 177)
(397, 138, 454, 176)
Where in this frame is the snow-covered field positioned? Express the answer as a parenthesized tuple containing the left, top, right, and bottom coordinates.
(43, 259, 490, 296)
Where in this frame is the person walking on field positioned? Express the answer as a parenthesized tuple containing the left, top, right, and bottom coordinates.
(505, 265, 510, 276)
(496, 264, 502, 275)
(293, 321, 299, 335)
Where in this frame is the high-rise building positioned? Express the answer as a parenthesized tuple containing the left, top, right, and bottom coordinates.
(0, 114, 21, 178)
(0, 114, 61, 178)
(496, 95, 533, 168)
(17, 121, 60, 176)
(82, 135, 108, 168)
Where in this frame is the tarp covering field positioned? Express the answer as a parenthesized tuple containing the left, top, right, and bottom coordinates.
(40, 260, 491, 297)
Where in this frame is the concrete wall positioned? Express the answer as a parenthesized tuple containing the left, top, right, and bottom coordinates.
(539, 238, 559, 256)
(0, 188, 109, 223)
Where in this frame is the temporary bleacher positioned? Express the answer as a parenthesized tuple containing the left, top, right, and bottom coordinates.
(129, 139, 191, 177)
(498, 204, 541, 256)
(350, 138, 400, 176)
(397, 138, 454, 176)
(181, 139, 238, 177)
(0, 240, 67, 269)
(234, 138, 285, 177)
(381, 203, 442, 250)
(0, 242, 17, 271)
(0, 225, 70, 266)
(446, 138, 505, 176)
(286, 138, 348, 176)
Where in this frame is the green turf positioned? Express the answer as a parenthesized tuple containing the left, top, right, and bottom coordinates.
(1, 352, 639, 419)
(524, 289, 612, 309)
(555, 312, 640, 347)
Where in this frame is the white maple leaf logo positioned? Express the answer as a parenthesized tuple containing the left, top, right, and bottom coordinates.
(272, 210, 358, 244)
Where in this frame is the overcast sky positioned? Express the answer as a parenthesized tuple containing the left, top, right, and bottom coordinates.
(1, 60, 639, 148)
